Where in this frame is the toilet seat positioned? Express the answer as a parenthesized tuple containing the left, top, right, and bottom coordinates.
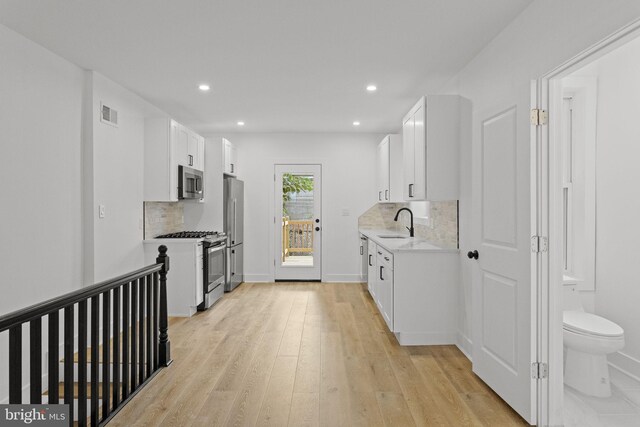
(563, 310, 624, 338)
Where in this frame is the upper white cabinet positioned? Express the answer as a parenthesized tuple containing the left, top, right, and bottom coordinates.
(376, 134, 403, 203)
(144, 118, 205, 201)
(402, 95, 466, 201)
(223, 138, 238, 176)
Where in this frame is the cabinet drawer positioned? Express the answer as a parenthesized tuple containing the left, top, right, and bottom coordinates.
(376, 247, 393, 270)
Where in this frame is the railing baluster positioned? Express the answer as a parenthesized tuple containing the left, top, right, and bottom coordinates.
(9, 325, 22, 404)
(112, 286, 121, 408)
(122, 282, 130, 400)
(131, 279, 138, 390)
(90, 296, 99, 426)
(64, 306, 74, 421)
(30, 318, 42, 403)
(102, 290, 111, 420)
(48, 311, 59, 404)
(139, 277, 145, 384)
(157, 246, 172, 366)
(153, 272, 159, 371)
(78, 300, 88, 427)
(146, 275, 152, 378)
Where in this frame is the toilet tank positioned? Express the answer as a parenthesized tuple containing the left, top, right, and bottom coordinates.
(563, 283, 584, 311)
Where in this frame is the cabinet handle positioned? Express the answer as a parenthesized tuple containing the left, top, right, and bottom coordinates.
(380, 266, 384, 281)
(360, 246, 363, 255)
(408, 184, 414, 198)
(385, 189, 389, 200)
(384, 256, 389, 261)
(188, 154, 193, 166)
(231, 163, 234, 173)
(378, 191, 382, 201)
(368, 254, 372, 266)
(377, 251, 382, 255)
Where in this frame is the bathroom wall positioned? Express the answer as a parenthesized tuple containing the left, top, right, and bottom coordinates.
(358, 200, 458, 249)
(144, 202, 185, 239)
(577, 36, 640, 378)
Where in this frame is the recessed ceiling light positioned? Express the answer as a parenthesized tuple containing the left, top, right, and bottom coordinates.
(198, 84, 210, 92)
(353, 121, 361, 126)
(366, 85, 377, 92)
(237, 121, 245, 126)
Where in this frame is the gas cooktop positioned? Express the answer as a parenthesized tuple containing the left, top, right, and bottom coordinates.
(155, 231, 220, 239)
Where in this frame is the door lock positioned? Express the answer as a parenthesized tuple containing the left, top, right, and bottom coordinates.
(467, 250, 479, 260)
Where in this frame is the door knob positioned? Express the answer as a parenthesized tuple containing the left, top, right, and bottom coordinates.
(315, 219, 320, 223)
(467, 250, 479, 260)
(315, 227, 320, 231)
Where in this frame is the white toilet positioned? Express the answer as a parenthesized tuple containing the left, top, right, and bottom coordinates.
(563, 284, 625, 397)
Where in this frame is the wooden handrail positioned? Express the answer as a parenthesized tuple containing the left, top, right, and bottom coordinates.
(0, 245, 172, 427)
(282, 218, 314, 257)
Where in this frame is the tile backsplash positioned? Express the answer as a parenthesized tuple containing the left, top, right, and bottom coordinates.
(358, 201, 458, 249)
(144, 202, 184, 239)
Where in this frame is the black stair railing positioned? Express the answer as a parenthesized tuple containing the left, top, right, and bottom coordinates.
(0, 245, 172, 426)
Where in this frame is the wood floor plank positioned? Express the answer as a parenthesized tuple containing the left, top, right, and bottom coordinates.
(256, 356, 298, 426)
(108, 283, 529, 427)
(288, 392, 319, 427)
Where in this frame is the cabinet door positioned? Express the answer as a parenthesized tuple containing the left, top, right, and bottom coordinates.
(230, 144, 238, 175)
(195, 243, 204, 305)
(402, 116, 415, 200)
(381, 137, 390, 201)
(174, 124, 190, 167)
(412, 104, 426, 200)
(367, 245, 377, 297)
(376, 141, 385, 202)
(223, 139, 231, 174)
(196, 135, 205, 171)
(380, 264, 393, 330)
(187, 132, 198, 167)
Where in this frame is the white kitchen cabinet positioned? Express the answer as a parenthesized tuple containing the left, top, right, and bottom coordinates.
(376, 134, 403, 203)
(402, 95, 466, 201)
(376, 247, 394, 331)
(367, 243, 378, 298)
(223, 138, 238, 176)
(360, 230, 459, 345)
(144, 118, 206, 201)
(143, 239, 204, 317)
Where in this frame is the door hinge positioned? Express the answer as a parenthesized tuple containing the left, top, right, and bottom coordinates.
(531, 362, 548, 379)
(530, 108, 548, 126)
(530, 235, 548, 253)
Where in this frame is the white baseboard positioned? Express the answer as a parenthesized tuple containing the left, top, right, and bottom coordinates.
(456, 332, 473, 361)
(395, 331, 457, 346)
(244, 274, 273, 282)
(322, 274, 362, 283)
(609, 351, 640, 383)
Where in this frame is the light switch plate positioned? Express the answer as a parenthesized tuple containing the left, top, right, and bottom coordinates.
(99, 204, 105, 219)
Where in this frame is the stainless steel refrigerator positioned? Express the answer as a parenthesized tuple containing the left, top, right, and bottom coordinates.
(224, 177, 244, 291)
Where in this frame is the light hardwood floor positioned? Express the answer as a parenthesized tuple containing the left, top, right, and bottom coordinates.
(109, 282, 529, 426)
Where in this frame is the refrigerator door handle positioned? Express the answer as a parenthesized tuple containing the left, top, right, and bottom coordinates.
(233, 199, 237, 244)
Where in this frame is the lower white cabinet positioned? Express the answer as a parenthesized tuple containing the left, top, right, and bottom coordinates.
(143, 240, 204, 317)
(365, 239, 458, 345)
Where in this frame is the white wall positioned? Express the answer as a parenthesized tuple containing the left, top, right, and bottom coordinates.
(446, 0, 640, 354)
(225, 133, 382, 282)
(183, 137, 224, 232)
(574, 36, 640, 376)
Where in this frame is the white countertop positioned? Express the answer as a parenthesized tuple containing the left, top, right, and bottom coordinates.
(359, 228, 459, 253)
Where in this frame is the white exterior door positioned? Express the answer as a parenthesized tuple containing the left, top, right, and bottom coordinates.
(275, 164, 322, 281)
(469, 88, 536, 424)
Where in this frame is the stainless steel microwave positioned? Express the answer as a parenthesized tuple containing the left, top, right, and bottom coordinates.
(178, 165, 204, 199)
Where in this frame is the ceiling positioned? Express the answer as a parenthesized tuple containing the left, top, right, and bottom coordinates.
(0, 0, 531, 134)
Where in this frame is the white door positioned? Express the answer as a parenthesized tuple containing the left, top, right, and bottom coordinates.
(469, 90, 536, 424)
(275, 164, 322, 281)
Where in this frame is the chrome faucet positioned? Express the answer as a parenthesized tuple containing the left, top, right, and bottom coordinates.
(393, 207, 414, 237)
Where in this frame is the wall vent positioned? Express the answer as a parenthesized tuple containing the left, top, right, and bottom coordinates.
(100, 103, 119, 127)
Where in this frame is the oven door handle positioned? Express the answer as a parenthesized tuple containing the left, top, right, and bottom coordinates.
(207, 244, 226, 253)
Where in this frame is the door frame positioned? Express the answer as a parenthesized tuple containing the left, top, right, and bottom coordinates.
(273, 163, 323, 281)
(533, 17, 640, 426)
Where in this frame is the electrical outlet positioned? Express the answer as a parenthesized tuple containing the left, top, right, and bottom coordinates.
(99, 204, 106, 219)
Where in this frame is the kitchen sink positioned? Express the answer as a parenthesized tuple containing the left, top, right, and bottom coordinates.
(377, 235, 409, 239)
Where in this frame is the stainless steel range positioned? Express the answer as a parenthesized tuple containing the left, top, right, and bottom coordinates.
(155, 231, 228, 310)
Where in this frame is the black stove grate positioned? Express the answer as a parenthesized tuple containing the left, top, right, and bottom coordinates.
(155, 231, 217, 239)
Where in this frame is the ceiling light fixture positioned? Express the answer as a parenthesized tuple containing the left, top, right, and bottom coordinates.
(353, 121, 361, 126)
(237, 121, 245, 126)
(198, 84, 210, 92)
(366, 85, 377, 92)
